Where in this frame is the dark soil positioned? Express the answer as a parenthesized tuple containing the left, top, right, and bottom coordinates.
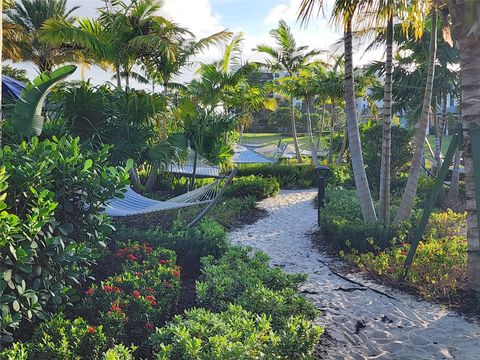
(310, 230, 480, 320)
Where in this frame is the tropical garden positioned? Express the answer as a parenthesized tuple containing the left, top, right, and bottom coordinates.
(0, 0, 479, 358)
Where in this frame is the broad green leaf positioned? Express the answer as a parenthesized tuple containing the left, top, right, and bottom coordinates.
(83, 159, 93, 171)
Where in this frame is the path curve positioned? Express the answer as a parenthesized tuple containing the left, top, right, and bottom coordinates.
(229, 190, 480, 360)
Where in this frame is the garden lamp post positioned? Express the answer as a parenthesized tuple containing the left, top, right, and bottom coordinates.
(315, 165, 330, 226)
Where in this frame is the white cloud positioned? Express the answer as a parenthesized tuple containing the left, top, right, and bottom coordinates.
(265, 0, 302, 24)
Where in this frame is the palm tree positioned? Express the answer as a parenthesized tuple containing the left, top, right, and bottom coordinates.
(443, 0, 480, 293)
(41, 0, 182, 90)
(255, 20, 321, 164)
(299, 0, 377, 223)
(394, 7, 438, 224)
(4, 0, 80, 72)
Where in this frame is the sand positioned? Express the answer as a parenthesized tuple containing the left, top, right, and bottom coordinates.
(229, 189, 480, 360)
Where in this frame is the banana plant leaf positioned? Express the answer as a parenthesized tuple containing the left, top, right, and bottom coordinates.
(12, 65, 77, 137)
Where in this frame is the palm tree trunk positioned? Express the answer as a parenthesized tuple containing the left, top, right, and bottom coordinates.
(306, 98, 320, 166)
(379, 15, 394, 224)
(394, 9, 438, 224)
(317, 101, 326, 152)
(0, 1, 3, 148)
(290, 97, 303, 163)
(336, 126, 347, 164)
(116, 66, 122, 88)
(327, 101, 335, 164)
(129, 167, 142, 190)
(145, 164, 158, 192)
(190, 150, 198, 191)
(458, 34, 480, 293)
(344, 19, 377, 223)
(435, 95, 448, 173)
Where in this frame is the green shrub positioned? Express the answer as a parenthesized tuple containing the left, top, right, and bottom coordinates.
(360, 122, 413, 192)
(0, 137, 129, 338)
(346, 210, 467, 301)
(225, 175, 280, 200)
(103, 344, 137, 360)
(0, 342, 29, 360)
(80, 243, 180, 356)
(114, 219, 229, 264)
(196, 246, 315, 328)
(150, 305, 323, 360)
(237, 163, 353, 189)
(321, 188, 395, 251)
(237, 163, 317, 189)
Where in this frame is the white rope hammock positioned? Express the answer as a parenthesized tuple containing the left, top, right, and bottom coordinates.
(105, 177, 224, 217)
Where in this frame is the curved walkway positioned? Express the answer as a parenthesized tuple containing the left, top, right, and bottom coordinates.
(229, 190, 480, 360)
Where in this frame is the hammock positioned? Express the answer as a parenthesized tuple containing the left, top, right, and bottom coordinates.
(105, 170, 235, 217)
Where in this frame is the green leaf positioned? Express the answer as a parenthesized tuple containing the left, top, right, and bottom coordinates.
(125, 158, 134, 171)
(3, 269, 12, 282)
(83, 159, 93, 171)
(12, 65, 77, 137)
(12, 300, 20, 312)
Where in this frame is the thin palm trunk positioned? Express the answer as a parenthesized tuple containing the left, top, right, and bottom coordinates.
(317, 101, 326, 152)
(0, 1, 3, 148)
(379, 15, 394, 224)
(394, 9, 438, 224)
(435, 95, 448, 172)
(129, 167, 142, 190)
(116, 65, 122, 88)
(336, 126, 347, 164)
(434, 103, 442, 173)
(344, 19, 377, 223)
(306, 98, 320, 166)
(145, 164, 158, 192)
(190, 150, 198, 191)
(290, 97, 303, 163)
(327, 101, 335, 164)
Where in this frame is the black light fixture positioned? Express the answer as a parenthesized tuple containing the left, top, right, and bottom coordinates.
(315, 165, 330, 226)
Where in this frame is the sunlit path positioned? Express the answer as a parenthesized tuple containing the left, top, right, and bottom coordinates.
(230, 190, 480, 360)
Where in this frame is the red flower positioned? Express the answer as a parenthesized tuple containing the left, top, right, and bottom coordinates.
(144, 322, 154, 331)
(171, 270, 180, 278)
(85, 288, 94, 296)
(127, 253, 138, 261)
(88, 326, 95, 334)
(159, 259, 168, 265)
(144, 244, 153, 255)
(135, 272, 142, 277)
(132, 290, 141, 299)
(103, 285, 122, 294)
(145, 295, 157, 306)
(146, 287, 155, 294)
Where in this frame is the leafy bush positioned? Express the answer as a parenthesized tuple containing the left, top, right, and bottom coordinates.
(103, 344, 137, 360)
(360, 122, 413, 192)
(0, 314, 108, 360)
(196, 246, 316, 328)
(0, 137, 129, 338)
(225, 175, 280, 200)
(237, 163, 317, 189)
(345, 210, 467, 300)
(114, 219, 229, 264)
(321, 188, 396, 251)
(150, 305, 323, 360)
(80, 243, 180, 355)
(237, 162, 353, 189)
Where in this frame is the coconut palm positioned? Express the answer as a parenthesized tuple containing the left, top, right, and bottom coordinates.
(40, 0, 182, 89)
(442, 0, 480, 293)
(299, 0, 377, 223)
(4, 0, 80, 72)
(394, 7, 438, 224)
(255, 20, 321, 164)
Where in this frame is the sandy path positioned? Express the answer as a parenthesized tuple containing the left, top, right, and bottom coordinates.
(229, 190, 480, 360)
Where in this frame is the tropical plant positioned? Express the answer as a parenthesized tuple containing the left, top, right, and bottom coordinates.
(255, 20, 321, 164)
(4, 0, 80, 72)
(11, 64, 76, 138)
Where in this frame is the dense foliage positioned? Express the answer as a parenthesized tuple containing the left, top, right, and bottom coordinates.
(0, 137, 128, 339)
(150, 305, 322, 360)
(225, 175, 280, 200)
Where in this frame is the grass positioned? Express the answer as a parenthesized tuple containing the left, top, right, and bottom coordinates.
(241, 132, 331, 149)
(426, 135, 453, 158)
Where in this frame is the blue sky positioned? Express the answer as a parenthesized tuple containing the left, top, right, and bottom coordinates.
(12, 0, 378, 86)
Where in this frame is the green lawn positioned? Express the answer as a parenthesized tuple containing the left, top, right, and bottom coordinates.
(241, 133, 330, 149)
(426, 135, 453, 158)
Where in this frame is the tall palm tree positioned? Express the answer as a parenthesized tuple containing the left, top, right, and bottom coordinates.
(4, 0, 80, 72)
(255, 20, 321, 164)
(443, 0, 480, 293)
(394, 7, 438, 224)
(299, 0, 377, 223)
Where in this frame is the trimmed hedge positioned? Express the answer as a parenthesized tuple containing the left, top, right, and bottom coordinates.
(225, 175, 280, 200)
